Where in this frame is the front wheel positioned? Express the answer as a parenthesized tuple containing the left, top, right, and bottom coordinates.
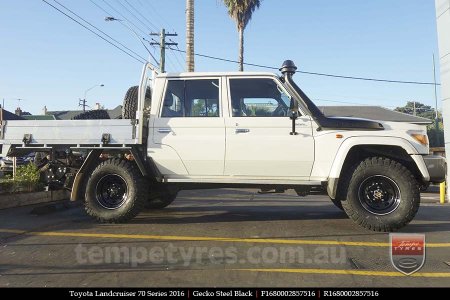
(85, 158, 147, 223)
(341, 157, 420, 232)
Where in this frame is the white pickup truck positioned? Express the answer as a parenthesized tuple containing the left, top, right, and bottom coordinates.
(0, 60, 445, 232)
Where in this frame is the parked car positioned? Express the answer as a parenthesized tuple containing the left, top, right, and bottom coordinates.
(0, 153, 34, 176)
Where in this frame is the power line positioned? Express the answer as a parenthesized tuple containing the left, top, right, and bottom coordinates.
(134, 0, 183, 73)
(42, 0, 145, 64)
(99, 0, 149, 37)
(123, 0, 159, 32)
(41, 1, 442, 87)
(135, 0, 186, 72)
(165, 53, 181, 73)
(296, 70, 440, 86)
(137, 0, 175, 32)
(168, 47, 185, 72)
(168, 47, 441, 86)
(53, 0, 147, 63)
(169, 39, 187, 69)
(115, 0, 154, 33)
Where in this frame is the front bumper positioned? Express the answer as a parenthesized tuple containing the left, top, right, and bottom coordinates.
(423, 155, 446, 183)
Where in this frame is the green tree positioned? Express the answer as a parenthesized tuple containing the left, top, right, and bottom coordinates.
(394, 101, 437, 120)
(222, 0, 262, 71)
(192, 99, 219, 116)
(394, 101, 444, 147)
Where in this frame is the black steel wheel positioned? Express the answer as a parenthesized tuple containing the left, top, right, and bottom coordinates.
(96, 174, 128, 209)
(341, 157, 420, 232)
(358, 175, 401, 215)
(85, 158, 147, 223)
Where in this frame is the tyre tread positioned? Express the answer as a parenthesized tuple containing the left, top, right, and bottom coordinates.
(341, 157, 419, 232)
(85, 158, 147, 223)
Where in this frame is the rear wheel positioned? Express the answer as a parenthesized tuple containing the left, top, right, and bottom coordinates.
(341, 157, 420, 232)
(85, 158, 147, 223)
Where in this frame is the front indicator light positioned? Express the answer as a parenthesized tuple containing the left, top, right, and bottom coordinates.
(411, 133, 429, 146)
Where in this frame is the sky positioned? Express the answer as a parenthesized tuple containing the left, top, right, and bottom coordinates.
(0, 0, 442, 115)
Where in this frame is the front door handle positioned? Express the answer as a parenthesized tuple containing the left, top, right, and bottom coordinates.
(158, 128, 172, 133)
(235, 128, 250, 134)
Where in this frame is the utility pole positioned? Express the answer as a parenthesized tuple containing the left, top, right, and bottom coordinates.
(150, 29, 178, 73)
(78, 98, 88, 112)
(186, 0, 195, 72)
(79, 84, 104, 112)
(413, 101, 416, 116)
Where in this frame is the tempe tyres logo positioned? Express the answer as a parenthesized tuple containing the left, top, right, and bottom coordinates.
(390, 233, 425, 275)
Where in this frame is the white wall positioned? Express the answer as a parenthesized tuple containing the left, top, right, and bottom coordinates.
(436, 0, 450, 188)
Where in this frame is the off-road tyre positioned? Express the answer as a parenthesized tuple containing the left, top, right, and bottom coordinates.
(341, 157, 420, 232)
(85, 158, 147, 223)
(122, 86, 139, 119)
(122, 86, 152, 119)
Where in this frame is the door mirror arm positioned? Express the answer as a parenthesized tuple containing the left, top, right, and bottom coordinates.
(289, 98, 299, 135)
(290, 110, 298, 135)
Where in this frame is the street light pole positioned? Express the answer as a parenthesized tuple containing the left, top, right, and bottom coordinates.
(80, 84, 104, 112)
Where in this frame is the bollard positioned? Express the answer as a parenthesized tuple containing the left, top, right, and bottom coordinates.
(440, 182, 446, 204)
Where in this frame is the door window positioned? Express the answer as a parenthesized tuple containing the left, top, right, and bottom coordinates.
(229, 78, 294, 117)
(161, 79, 220, 117)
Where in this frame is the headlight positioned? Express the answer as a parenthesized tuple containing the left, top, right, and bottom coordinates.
(409, 133, 429, 146)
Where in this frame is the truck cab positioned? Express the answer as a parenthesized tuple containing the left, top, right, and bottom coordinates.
(148, 71, 314, 182)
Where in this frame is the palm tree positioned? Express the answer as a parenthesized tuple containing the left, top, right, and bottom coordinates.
(186, 0, 195, 72)
(222, 0, 262, 71)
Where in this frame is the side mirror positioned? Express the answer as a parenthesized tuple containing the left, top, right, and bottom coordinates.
(290, 110, 298, 120)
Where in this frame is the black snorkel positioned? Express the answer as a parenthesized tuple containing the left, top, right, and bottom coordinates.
(279, 60, 384, 131)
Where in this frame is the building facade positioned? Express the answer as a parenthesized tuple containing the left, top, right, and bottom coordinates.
(435, 0, 450, 188)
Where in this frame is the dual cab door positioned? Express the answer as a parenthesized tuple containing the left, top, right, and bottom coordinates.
(152, 76, 314, 179)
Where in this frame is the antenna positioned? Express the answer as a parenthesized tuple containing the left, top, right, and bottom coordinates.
(15, 98, 26, 107)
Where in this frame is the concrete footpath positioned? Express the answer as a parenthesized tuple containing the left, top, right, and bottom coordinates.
(0, 190, 70, 210)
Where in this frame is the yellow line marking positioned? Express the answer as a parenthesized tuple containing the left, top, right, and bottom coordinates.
(1, 228, 449, 248)
(233, 268, 450, 278)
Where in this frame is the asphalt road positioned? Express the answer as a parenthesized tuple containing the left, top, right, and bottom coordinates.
(0, 188, 449, 287)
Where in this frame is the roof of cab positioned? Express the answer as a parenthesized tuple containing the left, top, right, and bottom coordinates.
(157, 71, 278, 78)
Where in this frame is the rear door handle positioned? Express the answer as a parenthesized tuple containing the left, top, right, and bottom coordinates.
(158, 128, 172, 133)
(235, 128, 250, 133)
